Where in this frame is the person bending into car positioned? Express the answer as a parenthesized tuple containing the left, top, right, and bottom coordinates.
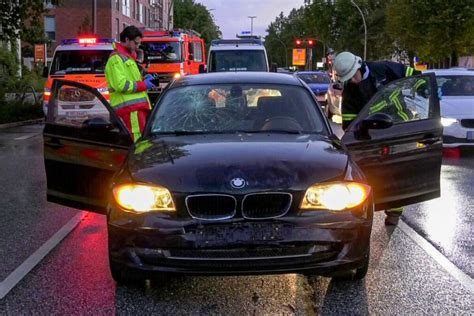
(334, 51, 420, 225)
(105, 26, 156, 141)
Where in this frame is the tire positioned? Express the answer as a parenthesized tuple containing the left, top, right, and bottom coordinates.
(332, 248, 370, 281)
(109, 261, 145, 285)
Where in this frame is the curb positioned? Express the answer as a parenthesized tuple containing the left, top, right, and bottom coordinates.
(0, 118, 44, 129)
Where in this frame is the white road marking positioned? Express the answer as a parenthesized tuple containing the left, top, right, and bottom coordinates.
(0, 211, 86, 300)
(398, 219, 474, 294)
(14, 134, 36, 140)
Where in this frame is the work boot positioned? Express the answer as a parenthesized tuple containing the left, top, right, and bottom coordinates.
(384, 208, 403, 226)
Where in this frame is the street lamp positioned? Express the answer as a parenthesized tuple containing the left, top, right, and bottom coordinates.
(350, 0, 367, 60)
(274, 36, 288, 67)
(248, 16, 257, 36)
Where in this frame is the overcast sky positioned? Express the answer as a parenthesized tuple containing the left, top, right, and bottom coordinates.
(195, 0, 306, 38)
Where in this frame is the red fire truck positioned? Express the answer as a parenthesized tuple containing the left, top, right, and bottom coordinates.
(141, 29, 206, 96)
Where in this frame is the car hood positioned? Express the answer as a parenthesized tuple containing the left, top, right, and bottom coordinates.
(128, 134, 348, 194)
(440, 96, 474, 118)
(307, 83, 329, 92)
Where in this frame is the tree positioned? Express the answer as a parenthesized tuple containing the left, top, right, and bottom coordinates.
(173, 0, 221, 46)
(387, 0, 474, 66)
(0, 0, 60, 45)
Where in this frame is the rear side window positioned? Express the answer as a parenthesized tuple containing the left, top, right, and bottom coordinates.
(50, 50, 112, 75)
(437, 75, 474, 96)
(209, 50, 267, 72)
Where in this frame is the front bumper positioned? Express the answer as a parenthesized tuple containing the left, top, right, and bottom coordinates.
(443, 122, 474, 147)
(108, 209, 372, 276)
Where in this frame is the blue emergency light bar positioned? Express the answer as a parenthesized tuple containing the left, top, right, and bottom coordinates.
(61, 37, 115, 45)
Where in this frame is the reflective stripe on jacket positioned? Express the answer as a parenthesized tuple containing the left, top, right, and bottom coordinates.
(105, 42, 151, 114)
(341, 61, 420, 130)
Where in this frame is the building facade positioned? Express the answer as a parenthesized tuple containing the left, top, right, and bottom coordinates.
(44, 0, 173, 52)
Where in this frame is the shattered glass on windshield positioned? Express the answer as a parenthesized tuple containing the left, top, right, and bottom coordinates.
(150, 84, 325, 134)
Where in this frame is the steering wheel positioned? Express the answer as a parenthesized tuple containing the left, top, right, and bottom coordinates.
(260, 116, 303, 131)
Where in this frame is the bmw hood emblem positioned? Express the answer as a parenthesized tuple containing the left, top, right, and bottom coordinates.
(230, 178, 246, 189)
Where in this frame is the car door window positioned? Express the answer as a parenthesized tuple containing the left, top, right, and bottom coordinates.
(48, 84, 113, 127)
(361, 75, 433, 124)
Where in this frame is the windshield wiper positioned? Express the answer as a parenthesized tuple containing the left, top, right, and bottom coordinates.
(152, 131, 209, 136)
(237, 130, 303, 135)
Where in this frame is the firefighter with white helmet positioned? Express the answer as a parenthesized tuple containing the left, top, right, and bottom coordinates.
(334, 51, 420, 225)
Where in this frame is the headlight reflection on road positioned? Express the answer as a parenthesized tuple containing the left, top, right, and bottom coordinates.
(418, 173, 459, 251)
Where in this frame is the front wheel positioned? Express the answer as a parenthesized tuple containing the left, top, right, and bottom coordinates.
(332, 249, 370, 281)
(109, 261, 145, 285)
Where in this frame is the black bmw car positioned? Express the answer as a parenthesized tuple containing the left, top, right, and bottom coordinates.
(44, 72, 442, 284)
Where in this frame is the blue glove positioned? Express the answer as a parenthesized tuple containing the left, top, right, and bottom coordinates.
(144, 74, 154, 81)
(145, 77, 156, 89)
(437, 87, 443, 100)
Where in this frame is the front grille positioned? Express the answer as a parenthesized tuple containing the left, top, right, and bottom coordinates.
(156, 72, 175, 82)
(185, 194, 236, 220)
(58, 88, 95, 102)
(60, 104, 94, 110)
(137, 247, 340, 270)
(167, 246, 314, 260)
(460, 119, 474, 128)
(242, 193, 292, 219)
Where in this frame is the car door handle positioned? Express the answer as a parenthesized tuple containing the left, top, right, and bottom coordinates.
(419, 136, 440, 145)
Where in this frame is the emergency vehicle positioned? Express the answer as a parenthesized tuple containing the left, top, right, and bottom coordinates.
(43, 37, 114, 119)
(207, 36, 269, 73)
(140, 29, 206, 96)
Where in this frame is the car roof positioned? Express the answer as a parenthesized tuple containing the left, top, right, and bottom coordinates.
(423, 69, 474, 76)
(170, 72, 305, 88)
(209, 45, 266, 51)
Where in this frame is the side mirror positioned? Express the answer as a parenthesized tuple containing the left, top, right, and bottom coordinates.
(354, 113, 393, 140)
(270, 62, 278, 72)
(198, 64, 206, 74)
(82, 117, 114, 131)
(360, 113, 393, 130)
(42, 66, 49, 78)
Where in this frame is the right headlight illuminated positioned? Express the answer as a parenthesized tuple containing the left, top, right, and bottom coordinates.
(300, 182, 371, 211)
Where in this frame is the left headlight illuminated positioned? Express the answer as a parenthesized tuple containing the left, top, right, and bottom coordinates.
(112, 184, 175, 213)
(301, 182, 371, 211)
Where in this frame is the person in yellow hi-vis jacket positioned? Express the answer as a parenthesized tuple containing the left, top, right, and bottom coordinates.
(105, 26, 156, 141)
(334, 51, 420, 225)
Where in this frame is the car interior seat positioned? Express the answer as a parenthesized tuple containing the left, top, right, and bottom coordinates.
(254, 96, 306, 130)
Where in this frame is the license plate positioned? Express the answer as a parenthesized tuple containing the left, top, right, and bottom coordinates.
(467, 131, 474, 140)
(66, 111, 87, 117)
(191, 223, 289, 247)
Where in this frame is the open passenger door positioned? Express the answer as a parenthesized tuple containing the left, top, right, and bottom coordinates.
(44, 80, 133, 213)
(341, 73, 442, 210)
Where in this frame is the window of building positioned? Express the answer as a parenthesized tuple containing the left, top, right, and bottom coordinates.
(116, 18, 120, 40)
(44, 16, 56, 41)
(115, 0, 120, 11)
(139, 3, 144, 23)
(136, 0, 140, 20)
(122, 0, 130, 17)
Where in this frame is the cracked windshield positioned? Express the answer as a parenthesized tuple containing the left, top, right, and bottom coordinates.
(150, 84, 325, 134)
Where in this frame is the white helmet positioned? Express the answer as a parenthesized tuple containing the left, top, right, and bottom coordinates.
(334, 51, 362, 82)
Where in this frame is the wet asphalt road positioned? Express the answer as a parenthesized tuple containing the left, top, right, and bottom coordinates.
(0, 123, 472, 314)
